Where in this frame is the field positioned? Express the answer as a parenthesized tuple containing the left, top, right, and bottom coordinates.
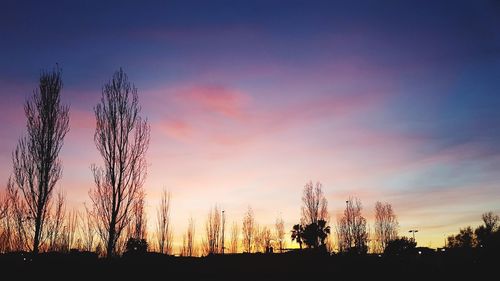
(0, 250, 495, 281)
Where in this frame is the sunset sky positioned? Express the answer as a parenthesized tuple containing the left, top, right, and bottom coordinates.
(1, 0, 500, 251)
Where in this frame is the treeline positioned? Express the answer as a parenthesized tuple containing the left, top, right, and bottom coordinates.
(0, 67, 498, 259)
(446, 212, 500, 251)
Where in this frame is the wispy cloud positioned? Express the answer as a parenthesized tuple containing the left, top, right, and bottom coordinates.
(175, 84, 251, 119)
(148, 79, 391, 147)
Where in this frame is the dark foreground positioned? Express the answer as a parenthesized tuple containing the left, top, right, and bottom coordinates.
(0, 250, 496, 281)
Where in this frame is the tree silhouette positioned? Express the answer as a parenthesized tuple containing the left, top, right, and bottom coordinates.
(46, 190, 66, 251)
(128, 190, 147, 241)
(384, 236, 416, 256)
(260, 226, 273, 253)
(6, 179, 29, 251)
(337, 197, 368, 254)
(291, 220, 330, 251)
(475, 212, 499, 248)
(302, 220, 330, 250)
(447, 226, 475, 248)
(181, 216, 196, 256)
(445, 212, 500, 251)
(61, 208, 78, 252)
(301, 181, 328, 225)
(0, 190, 11, 252)
(481, 212, 499, 232)
(203, 205, 222, 255)
(80, 206, 96, 252)
(89, 68, 150, 257)
(242, 206, 255, 253)
(291, 224, 304, 250)
(275, 215, 285, 253)
(10, 66, 70, 254)
(291, 181, 330, 251)
(125, 237, 148, 255)
(156, 190, 173, 254)
(374, 201, 398, 253)
(229, 221, 239, 254)
(0, 191, 7, 222)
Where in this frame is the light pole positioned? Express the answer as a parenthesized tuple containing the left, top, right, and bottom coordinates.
(221, 210, 225, 255)
(345, 200, 349, 220)
(345, 200, 351, 250)
(409, 229, 418, 243)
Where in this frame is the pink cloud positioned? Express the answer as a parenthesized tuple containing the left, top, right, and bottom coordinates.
(146, 80, 393, 148)
(175, 84, 251, 119)
(159, 119, 193, 141)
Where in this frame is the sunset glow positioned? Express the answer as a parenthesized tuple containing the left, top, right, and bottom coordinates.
(1, 0, 499, 253)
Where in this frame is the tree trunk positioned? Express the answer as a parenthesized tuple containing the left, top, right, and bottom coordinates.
(33, 207, 43, 254)
(106, 220, 116, 257)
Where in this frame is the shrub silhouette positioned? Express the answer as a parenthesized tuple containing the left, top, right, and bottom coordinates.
(292, 219, 330, 250)
(125, 238, 148, 255)
(447, 227, 475, 248)
(384, 237, 416, 256)
(291, 224, 304, 249)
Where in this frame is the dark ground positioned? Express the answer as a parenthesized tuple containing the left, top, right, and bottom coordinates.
(0, 250, 496, 281)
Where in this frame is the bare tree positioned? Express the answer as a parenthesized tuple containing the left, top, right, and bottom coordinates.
(229, 221, 239, 254)
(0, 191, 7, 221)
(301, 181, 329, 225)
(10, 67, 69, 254)
(374, 201, 398, 253)
(89, 68, 150, 257)
(156, 190, 173, 254)
(258, 226, 272, 253)
(0, 190, 11, 252)
(474, 211, 500, 248)
(242, 206, 255, 253)
(46, 190, 66, 251)
(181, 216, 195, 256)
(254, 225, 263, 252)
(42, 193, 80, 253)
(203, 205, 221, 255)
(61, 209, 79, 252)
(80, 206, 95, 252)
(7, 179, 29, 251)
(337, 197, 368, 254)
(129, 190, 147, 240)
(482, 211, 499, 232)
(181, 234, 187, 256)
(291, 181, 330, 251)
(275, 215, 285, 253)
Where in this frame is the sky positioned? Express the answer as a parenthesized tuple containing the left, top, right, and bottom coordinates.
(1, 0, 500, 251)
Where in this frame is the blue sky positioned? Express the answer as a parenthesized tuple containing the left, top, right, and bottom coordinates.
(1, 0, 499, 250)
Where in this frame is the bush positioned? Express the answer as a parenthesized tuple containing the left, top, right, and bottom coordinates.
(125, 238, 148, 255)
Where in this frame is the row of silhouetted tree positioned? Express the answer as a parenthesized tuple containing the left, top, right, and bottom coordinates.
(0, 67, 498, 258)
(0, 67, 150, 257)
(446, 212, 500, 250)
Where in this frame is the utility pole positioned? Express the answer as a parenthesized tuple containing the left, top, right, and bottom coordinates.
(409, 229, 418, 243)
(345, 200, 351, 249)
(221, 210, 225, 254)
